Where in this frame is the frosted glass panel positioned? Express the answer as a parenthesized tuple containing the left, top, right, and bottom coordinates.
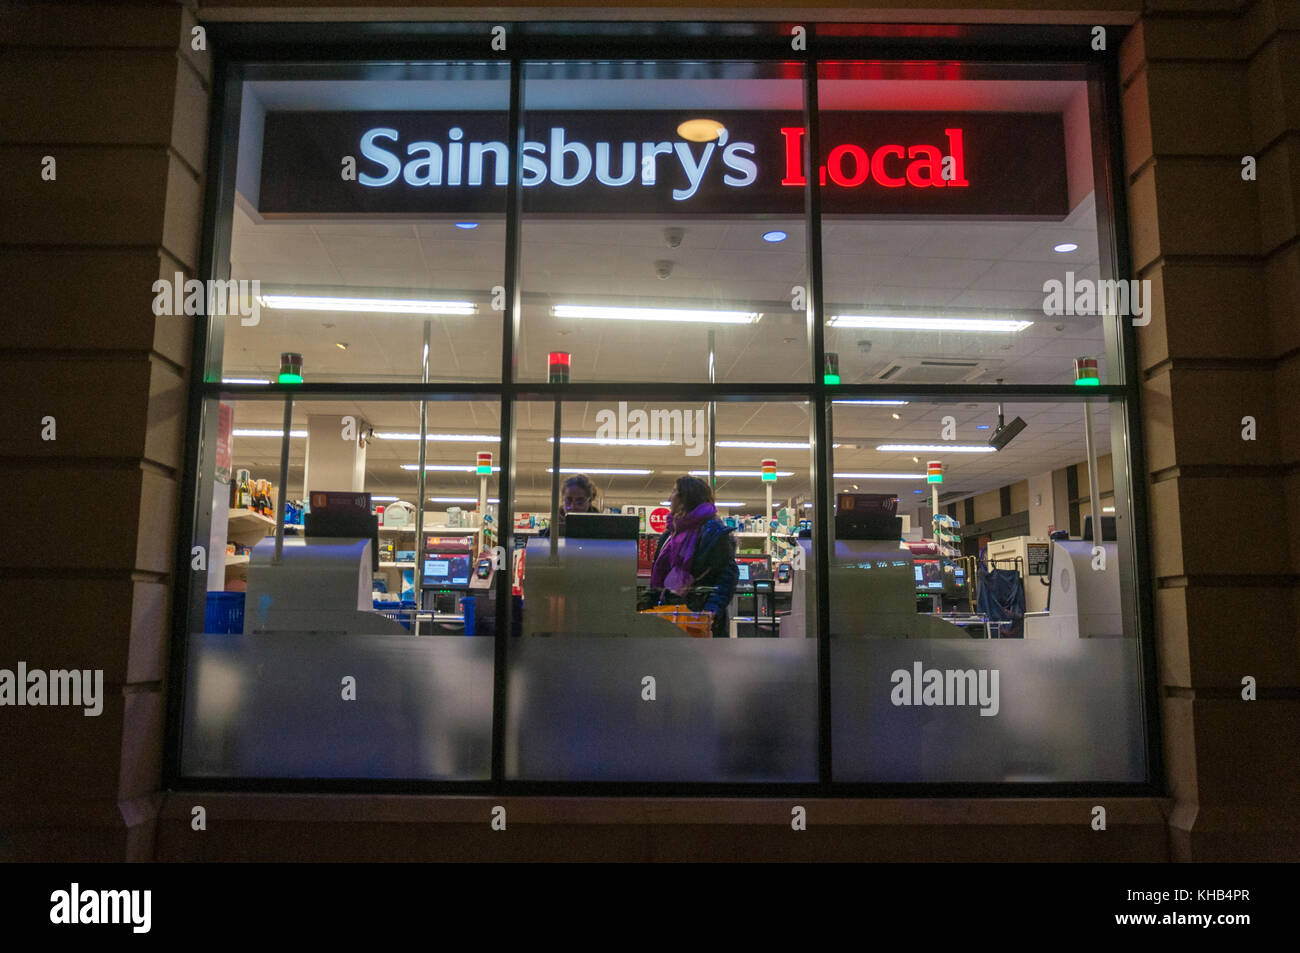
(182, 632, 493, 779)
(506, 639, 817, 781)
(831, 637, 1145, 782)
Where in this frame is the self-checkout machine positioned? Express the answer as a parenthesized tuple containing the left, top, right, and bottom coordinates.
(829, 490, 968, 639)
(244, 490, 407, 635)
(522, 514, 683, 637)
(1024, 518, 1121, 639)
(1024, 361, 1123, 639)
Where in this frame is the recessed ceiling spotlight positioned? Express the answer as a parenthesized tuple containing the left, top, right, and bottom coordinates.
(335, 341, 348, 350)
(676, 118, 726, 142)
(891, 413, 901, 420)
(454, 222, 479, 229)
(1054, 242, 1079, 253)
(762, 230, 788, 243)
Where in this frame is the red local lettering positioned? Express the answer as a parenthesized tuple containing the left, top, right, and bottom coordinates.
(780, 126, 969, 189)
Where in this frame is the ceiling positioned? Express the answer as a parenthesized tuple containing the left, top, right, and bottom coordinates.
(218, 72, 1116, 522)
(223, 396, 1112, 520)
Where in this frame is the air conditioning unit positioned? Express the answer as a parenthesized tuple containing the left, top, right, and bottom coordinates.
(867, 357, 1003, 384)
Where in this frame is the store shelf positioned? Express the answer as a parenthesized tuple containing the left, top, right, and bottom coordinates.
(378, 525, 418, 532)
(227, 508, 276, 547)
(379, 561, 416, 568)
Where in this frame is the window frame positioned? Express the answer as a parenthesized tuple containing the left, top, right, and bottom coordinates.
(165, 19, 1161, 798)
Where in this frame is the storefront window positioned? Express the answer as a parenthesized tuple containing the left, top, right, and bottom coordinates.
(505, 399, 818, 781)
(175, 32, 1152, 791)
(826, 397, 1145, 782)
(516, 61, 811, 384)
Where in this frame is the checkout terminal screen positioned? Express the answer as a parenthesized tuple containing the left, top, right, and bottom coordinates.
(914, 560, 944, 590)
(738, 563, 751, 582)
(423, 557, 469, 586)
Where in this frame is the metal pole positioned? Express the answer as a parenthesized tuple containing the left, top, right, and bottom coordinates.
(415, 319, 431, 608)
(1083, 401, 1103, 549)
(550, 399, 561, 556)
(708, 328, 716, 489)
(272, 395, 293, 564)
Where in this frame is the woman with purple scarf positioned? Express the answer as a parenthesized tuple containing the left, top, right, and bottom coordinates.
(639, 476, 739, 638)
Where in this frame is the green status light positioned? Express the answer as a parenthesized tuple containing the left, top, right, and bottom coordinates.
(824, 352, 840, 385)
(279, 352, 303, 385)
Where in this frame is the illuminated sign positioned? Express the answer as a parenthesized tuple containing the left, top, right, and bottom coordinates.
(260, 111, 1067, 217)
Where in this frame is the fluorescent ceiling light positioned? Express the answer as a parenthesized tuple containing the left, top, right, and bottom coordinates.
(232, 429, 307, 438)
(258, 294, 477, 316)
(552, 304, 760, 325)
(715, 501, 746, 507)
(1054, 242, 1079, 253)
(221, 378, 270, 385)
(828, 315, 1032, 332)
(716, 440, 810, 449)
(375, 432, 495, 442)
(832, 399, 909, 405)
(803, 502, 813, 508)
(876, 443, 997, 454)
(454, 222, 479, 229)
(1102, 506, 1115, 513)
(371, 495, 399, 502)
(689, 469, 794, 477)
(546, 467, 654, 475)
(659, 501, 671, 506)
(430, 496, 500, 504)
(762, 230, 788, 243)
(402, 464, 501, 472)
(548, 436, 672, 446)
(834, 472, 926, 479)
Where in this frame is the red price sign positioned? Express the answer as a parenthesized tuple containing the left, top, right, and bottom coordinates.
(648, 507, 671, 534)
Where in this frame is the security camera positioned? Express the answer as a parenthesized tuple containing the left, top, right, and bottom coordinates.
(654, 260, 674, 280)
(664, 227, 684, 248)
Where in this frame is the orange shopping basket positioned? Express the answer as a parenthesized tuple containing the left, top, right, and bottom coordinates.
(639, 605, 713, 638)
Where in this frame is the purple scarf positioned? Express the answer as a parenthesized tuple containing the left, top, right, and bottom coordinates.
(650, 502, 717, 593)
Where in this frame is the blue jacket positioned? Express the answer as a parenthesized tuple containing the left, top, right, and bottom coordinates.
(642, 518, 739, 636)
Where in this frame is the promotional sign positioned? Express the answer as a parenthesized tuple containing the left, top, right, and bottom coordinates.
(648, 507, 671, 534)
(260, 110, 1068, 218)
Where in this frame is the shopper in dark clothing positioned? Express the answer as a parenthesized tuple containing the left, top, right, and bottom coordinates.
(538, 474, 601, 538)
(640, 476, 739, 638)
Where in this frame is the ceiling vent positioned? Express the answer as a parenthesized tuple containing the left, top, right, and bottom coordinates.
(868, 357, 1002, 384)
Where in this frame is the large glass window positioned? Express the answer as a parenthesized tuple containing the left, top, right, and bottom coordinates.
(505, 399, 818, 781)
(175, 33, 1151, 792)
(826, 397, 1145, 782)
(516, 61, 811, 384)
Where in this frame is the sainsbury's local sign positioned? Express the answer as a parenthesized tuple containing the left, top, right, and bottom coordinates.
(259, 110, 1067, 217)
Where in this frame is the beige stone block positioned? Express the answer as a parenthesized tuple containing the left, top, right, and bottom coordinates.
(0, 146, 170, 246)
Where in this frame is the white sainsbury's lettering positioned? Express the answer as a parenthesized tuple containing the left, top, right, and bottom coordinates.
(358, 125, 757, 199)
